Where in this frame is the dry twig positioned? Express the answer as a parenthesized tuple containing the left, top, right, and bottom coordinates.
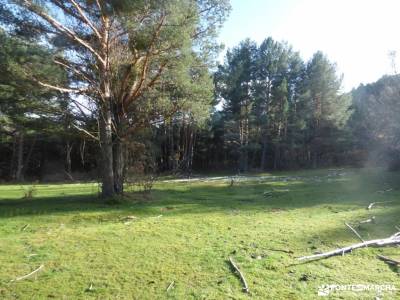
(228, 257, 249, 293)
(166, 281, 174, 292)
(11, 265, 44, 282)
(345, 222, 365, 243)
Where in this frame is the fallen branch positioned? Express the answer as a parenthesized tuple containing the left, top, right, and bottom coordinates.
(11, 265, 44, 282)
(266, 248, 294, 254)
(166, 281, 174, 292)
(228, 257, 249, 293)
(367, 201, 394, 210)
(377, 255, 400, 266)
(298, 232, 400, 262)
(63, 170, 74, 181)
(21, 224, 30, 231)
(376, 188, 393, 194)
(345, 222, 365, 243)
(359, 217, 375, 224)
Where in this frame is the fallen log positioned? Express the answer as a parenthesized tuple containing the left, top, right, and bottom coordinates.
(298, 232, 400, 261)
(228, 257, 249, 293)
(367, 201, 394, 210)
(377, 255, 400, 266)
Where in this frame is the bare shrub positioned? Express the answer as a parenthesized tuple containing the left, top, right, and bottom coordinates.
(125, 141, 157, 195)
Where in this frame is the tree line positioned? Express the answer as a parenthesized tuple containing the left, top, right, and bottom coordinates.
(1, 0, 399, 196)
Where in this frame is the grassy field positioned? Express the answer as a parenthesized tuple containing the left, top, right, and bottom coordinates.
(0, 169, 399, 299)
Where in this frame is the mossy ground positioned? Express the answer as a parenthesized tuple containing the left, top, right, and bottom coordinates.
(0, 169, 399, 299)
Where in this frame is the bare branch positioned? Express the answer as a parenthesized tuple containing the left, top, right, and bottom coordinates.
(72, 124, 99, 141)
(11, 265, 44, 282)
(67, 0, 102, 40)
(345, 222, 365, 243)
(22, 0, 105, 66)
(228, 257, 249, 293)
(124, 15, 166, 104)
(53, 59, 99, 91)
(95, 0, 106, 24)
(36, 80, 88, 94)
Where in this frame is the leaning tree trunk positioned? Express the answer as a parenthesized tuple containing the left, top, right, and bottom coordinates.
(99, 102, 115, 197)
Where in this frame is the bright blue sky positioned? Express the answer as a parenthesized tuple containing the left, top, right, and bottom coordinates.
(217, 0, 400, 91)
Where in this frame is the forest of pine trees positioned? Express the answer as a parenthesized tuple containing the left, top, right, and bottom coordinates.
(1, 31, 400, 182)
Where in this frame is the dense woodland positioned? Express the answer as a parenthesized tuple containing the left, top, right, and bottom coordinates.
(1, 1, 400, 193)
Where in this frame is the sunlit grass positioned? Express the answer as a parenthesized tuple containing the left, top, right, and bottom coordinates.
(0, 169, 399, 299)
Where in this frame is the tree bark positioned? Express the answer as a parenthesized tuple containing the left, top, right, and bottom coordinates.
(113, 141, 124, 194)
(113, 124, 125, 194)
(15, 130, 24, 182)
(99, 103, 115, 197)
(65, 141, 73, 178)
(10, 133, 17, 180)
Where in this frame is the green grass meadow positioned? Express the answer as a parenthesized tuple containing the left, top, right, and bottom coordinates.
(0, 169, 399, 299)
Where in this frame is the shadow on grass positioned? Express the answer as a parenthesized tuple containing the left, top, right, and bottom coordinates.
(0, 194, 110, 218)
(293, 206, 400, 260)
(0, 174, 399, 220)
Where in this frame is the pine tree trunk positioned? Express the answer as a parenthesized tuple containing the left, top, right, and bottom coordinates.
(15, 130, 24, 182)
(113, 126, 124, 194)
(10, 133, 17, 179)
(260, 139, 267, 170)
(113, 140, 124, 194)
(65, 141, 73, 179)
(189, 130, 195, 176)
(98, 15, 116, 197)
(99, 103, 115, 197)
(170, 123, 176, 171)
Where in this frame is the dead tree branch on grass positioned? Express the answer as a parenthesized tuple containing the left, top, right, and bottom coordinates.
(377, 255, 400, 266)
(345, 222, 365, 243)
(228, 257, 249, 293)
(367, 201, 394, 210)
(298, 232, 400, 262)
(11, 265, 44, 282)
